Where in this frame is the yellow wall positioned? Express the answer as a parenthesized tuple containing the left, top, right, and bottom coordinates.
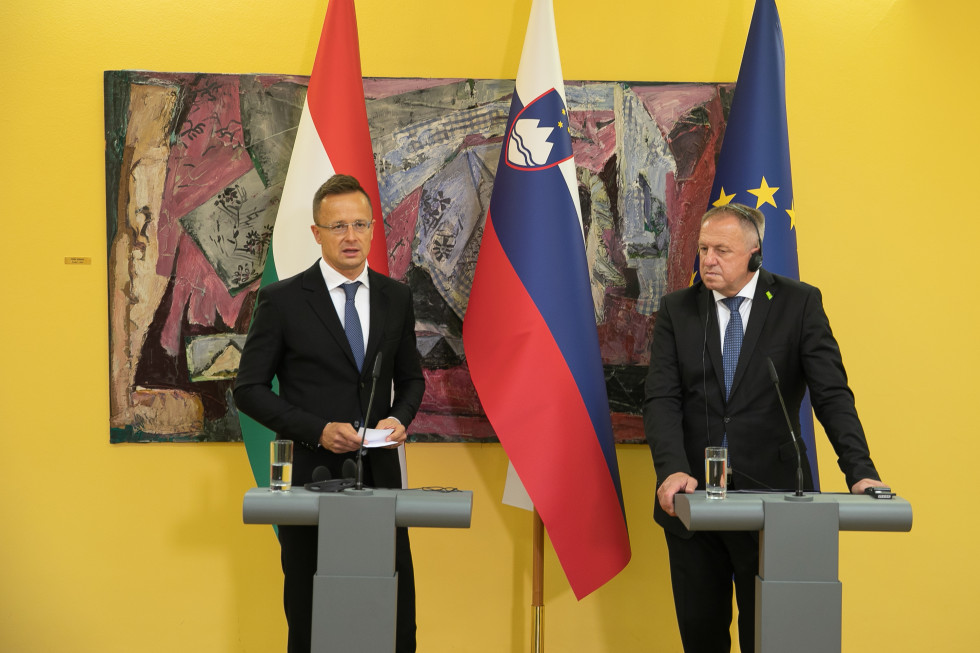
(1, 0, 976, 650)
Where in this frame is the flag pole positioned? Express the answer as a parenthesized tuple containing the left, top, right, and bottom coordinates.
(531, 508, 545, 653)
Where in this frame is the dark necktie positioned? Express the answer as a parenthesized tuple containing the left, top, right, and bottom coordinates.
(342, 282, 364, 372)
(721, 295, 744, 449)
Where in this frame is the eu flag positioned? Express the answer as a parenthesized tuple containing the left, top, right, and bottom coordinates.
(703, 0, 820, 485)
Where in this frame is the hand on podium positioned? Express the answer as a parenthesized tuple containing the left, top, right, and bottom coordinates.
(658, 472, 698, 516)
(850, 478, 887, 495)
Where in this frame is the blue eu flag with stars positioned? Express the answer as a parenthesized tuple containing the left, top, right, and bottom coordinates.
(702, 0, 820, 487)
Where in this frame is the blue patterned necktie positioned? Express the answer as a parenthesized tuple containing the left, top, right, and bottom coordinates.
(721, 295, 744, 448)
(342, 282, 364, 372)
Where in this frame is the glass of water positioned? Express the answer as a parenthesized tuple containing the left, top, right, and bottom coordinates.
(270, 439, 293, 491)
(705, 446, 727, 500)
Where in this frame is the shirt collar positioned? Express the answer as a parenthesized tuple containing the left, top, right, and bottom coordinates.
(318, 259, 370, 292)
(712, 269, 760, 305)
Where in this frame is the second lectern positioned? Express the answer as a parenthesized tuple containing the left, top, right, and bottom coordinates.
(674, 492, 912, 653)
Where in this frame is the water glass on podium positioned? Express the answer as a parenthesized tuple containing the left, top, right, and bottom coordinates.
(705, 446, 727, 499)
(270, 439, 293, 491)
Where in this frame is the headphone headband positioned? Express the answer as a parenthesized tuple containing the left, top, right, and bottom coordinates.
(720, 204, 763, 272)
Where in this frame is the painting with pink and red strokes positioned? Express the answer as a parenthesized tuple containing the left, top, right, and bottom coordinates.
(105, 71, 731, 443)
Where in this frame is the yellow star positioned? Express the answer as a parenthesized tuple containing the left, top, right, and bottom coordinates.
(558, 120, 563, 128)
(689, 269, 697, 286)
(747, 176, 779, 208)
(712, 187, 736, 207)
(785, 200, 796, 230)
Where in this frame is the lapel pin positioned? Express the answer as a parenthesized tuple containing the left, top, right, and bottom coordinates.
(766, 291, 773, 300)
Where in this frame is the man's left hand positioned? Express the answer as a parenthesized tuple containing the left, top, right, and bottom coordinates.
(850, 478, 887, 494)
(376, 417, 406, 448)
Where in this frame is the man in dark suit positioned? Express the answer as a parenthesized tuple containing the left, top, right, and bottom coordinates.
(234, 174, 425, 653)
(644, 203, 885, 653)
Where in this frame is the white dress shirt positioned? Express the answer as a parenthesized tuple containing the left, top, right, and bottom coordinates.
(319, 259, 370, 350)
(712, 270, 760, 350)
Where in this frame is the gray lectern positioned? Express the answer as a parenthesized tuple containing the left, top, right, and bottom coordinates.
(243, 487, 472, 652)
(674, 492, 912, 653)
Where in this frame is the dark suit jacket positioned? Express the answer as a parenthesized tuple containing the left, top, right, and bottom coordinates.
(233, 261, 425, 488)
(644, 269, 879, 535)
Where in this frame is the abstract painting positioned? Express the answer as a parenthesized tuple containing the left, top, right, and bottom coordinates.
(105, 71, 732, 443)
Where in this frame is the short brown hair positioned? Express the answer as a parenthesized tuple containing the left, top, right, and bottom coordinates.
(312, 174, 372, 220)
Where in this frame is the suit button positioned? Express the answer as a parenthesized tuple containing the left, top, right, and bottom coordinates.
(724, 416, 731, 424)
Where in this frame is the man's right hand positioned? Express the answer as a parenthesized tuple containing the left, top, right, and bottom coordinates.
(657, 472, 699, 517)
(319, 422, 362, 453)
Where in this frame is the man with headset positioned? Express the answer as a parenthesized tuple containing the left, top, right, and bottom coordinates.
(643, 203, 886, 652)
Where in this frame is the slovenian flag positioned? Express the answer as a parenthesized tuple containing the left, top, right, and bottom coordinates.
(462, 0, 631, 599)
(701, 0, 820, 485)
(240, 0, 387, 484)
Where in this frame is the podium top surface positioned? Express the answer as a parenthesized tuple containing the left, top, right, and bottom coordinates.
(674, 491, 912, 533)
(243, 487, 473, 528)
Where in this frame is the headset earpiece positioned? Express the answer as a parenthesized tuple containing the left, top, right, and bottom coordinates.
(745, 210, 763, 272)
(748, 245, 763, 272)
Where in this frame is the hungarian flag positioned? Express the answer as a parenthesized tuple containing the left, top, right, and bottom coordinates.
(700, 0, 820, 485)
(240, 0, 387, 484)
(462, 0, 631, 599)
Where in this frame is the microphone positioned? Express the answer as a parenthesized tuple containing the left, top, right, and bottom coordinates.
(766, 357, 805, 498)
(342, 458, 357, 482)
(311, 466, 331, 483)
(354, 352, 384, 491)
(305, 465, 354, 492)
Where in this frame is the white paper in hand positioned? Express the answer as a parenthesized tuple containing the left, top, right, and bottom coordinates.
(361, 427, 396, 448)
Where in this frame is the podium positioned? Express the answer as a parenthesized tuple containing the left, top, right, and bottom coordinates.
(674, 492, 912, 653)
(243, 487, 473, 652)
